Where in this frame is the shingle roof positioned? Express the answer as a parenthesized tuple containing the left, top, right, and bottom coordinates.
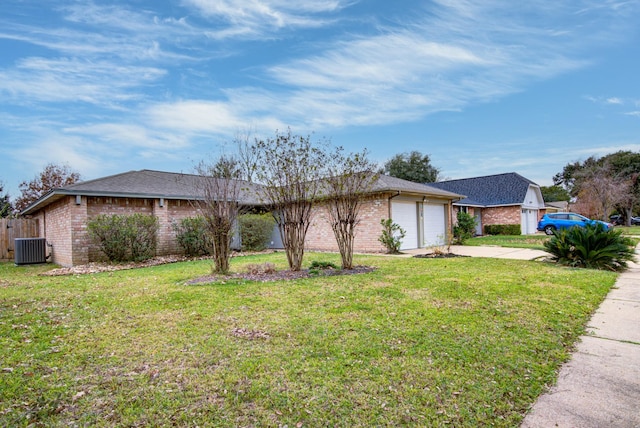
(371, 174, 464, 199)
(21, 170, 264, 214)
(429, 172, 538, 207)
(63, 170, 263, 204)
(21, 169, 464, 215)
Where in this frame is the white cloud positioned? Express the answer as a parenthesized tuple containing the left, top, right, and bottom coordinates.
(625, 111, 640, 117)
(183, 0, 349, 36)
(606, 97, 623, 104)
(0, 58, 165, 107)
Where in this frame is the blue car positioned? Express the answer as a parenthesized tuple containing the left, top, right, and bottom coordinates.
(537, 212, 611, 235)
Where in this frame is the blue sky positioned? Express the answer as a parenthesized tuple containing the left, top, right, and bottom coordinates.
(1, 0, 639, 198)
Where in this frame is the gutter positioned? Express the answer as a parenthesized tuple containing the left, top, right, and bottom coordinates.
(387, 191, 401, 218)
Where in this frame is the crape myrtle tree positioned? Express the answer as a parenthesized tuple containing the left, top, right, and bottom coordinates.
(324, 147, 379, 270)
(253, 129, 328, 271)
(15, 163, 81, 212)
(194, 155, 244, 274)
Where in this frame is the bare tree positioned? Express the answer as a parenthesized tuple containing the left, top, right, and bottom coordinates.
(574, 166, 627, 220)
(324, 148, 379, 269)
(194, 156, 243, 274)
(253, 129, 327, 271)
(16, 163, 81, 211)
(233, 128, 260, 183)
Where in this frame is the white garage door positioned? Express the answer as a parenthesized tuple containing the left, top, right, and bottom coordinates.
(392, 201, 418, 250)
(521, 209, 538, 235)
(424, 203, 446, 246)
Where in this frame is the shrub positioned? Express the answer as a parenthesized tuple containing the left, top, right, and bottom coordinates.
(484, 224, 521, 235)
(309, 260, 340, 276)
(453, 211, 476, 244)
(87, 215, 129, 262)
(239, 214, 276, 251)
(544, 223, 636, 271)
(88, 214, 159, 262)
(128, 214, 159, 261)
(172, 216, 212, 257)
(379, 219, 405, 254)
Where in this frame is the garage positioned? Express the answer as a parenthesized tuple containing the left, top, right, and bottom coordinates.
(423, 203, 446, 246)
(391, 200, 418, 250)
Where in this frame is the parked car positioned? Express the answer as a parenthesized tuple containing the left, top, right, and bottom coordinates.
(609, 214, 640, 226)
(537, 212, 612, 235)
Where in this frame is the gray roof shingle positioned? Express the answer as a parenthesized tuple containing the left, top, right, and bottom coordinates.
(429, 172, 538, 207)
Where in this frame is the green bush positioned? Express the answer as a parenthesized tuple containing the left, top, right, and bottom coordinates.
(484, 224, 521, 235)
(453, 211, 476, 244)
(88, 214, 159, 262)
(379, 218, 405, 254)
(544, 223, 636, 271)
(172, 216, 212, 257)
(239, 214, 275, 251)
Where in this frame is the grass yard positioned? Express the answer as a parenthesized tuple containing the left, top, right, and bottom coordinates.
(465, 234, 550, 250)
(0, 253, 617, 427)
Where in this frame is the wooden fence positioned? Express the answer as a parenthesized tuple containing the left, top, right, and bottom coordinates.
(0, 218, 40, 261)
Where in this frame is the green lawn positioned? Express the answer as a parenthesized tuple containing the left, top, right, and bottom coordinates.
(0, 253, 617, 427)
(465, 234, 550, 250)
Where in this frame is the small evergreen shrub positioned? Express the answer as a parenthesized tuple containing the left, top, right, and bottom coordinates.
(453, 211, 476, 244)
(309, 260, 340, 276)
(88, 214, 159, 262)
(239, 214, 276, 251)
(379, 219, 406, 254)
(172, 216, 212, 257)
(87, 215, 129, 262)
(484, 224, 521, 235)
(544, 223, 636, 271)
(129, 214, 159, 261)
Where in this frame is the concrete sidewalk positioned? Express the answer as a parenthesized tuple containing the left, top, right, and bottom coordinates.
(521, 253, 640, 427)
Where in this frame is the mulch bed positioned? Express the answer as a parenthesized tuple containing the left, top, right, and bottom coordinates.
(186, 265, 376, 285)
(38, 251, 376, 283)
(40, 250, 278, 276)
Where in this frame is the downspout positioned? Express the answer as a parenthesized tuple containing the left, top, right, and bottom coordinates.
(387, 191, 401, 218)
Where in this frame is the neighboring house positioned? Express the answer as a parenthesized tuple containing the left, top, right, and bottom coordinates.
(20, 170, 463, 267)
(429, 172, 545, 235)
(545, 201, 570, 213)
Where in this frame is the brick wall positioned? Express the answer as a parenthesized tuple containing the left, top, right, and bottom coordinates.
(305, 195, 388, 253)
(166, 200, 201, 254)
(39, 197, 74, 267)
(481, 206, 521, 227)
(38, 194, 396, 266)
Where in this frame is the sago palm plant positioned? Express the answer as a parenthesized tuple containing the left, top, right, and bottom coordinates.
(544, 223, 636, 271)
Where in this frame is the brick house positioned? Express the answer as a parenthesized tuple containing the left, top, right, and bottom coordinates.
(429, 172, 545, 235)
(21, 170, 463, 266)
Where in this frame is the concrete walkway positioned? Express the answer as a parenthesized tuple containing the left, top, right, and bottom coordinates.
(406, 245, 640, 427)
(521, 252, 640, 428)
(403, 245, 549, 260)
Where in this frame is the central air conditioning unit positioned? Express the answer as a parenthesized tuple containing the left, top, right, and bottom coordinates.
(14, 238, 47, 265)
